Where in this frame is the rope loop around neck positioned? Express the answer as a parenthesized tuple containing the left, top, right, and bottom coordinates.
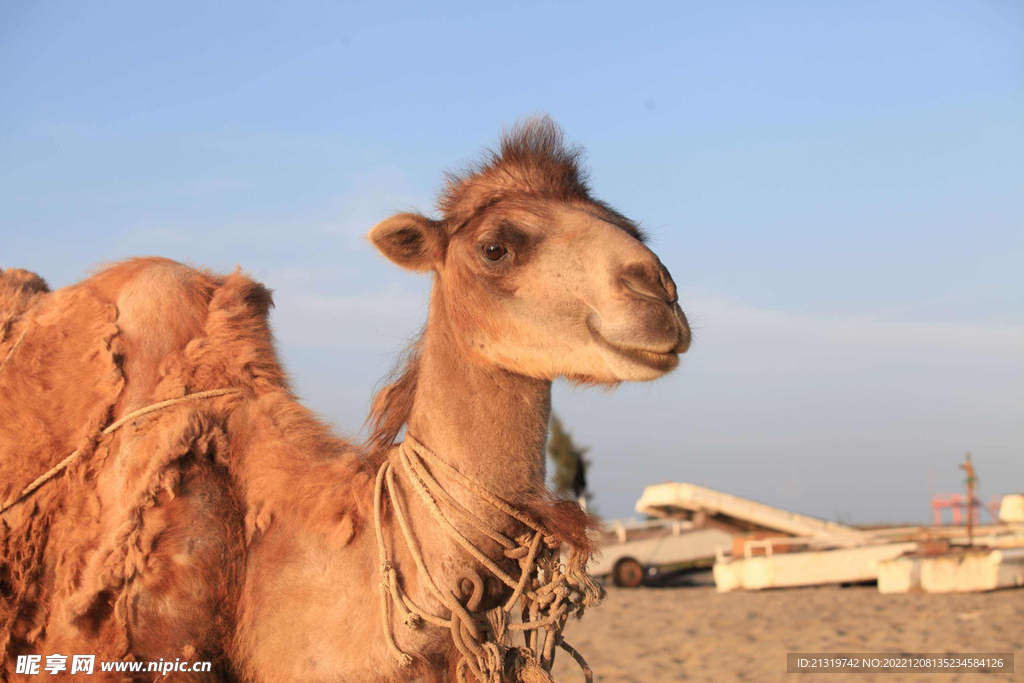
(372, 433, 602, 682)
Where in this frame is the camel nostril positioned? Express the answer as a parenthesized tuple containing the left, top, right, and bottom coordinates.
(620, 263, 674, 304)
(658, 266, 678, 305)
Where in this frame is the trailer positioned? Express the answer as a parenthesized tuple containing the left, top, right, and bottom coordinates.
(594, 482, 864, 588)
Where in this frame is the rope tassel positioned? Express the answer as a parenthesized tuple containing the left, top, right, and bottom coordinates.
(373, 435, 601, 682)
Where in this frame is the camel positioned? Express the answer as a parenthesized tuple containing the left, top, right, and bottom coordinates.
(0, 117, 690, 682)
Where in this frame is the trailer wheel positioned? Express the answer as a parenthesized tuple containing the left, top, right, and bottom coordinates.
(612, 557, 645, 588)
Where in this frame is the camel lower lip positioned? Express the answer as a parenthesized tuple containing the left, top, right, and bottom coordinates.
(587, 321, 680, 371)
(610, 344, 679, 370)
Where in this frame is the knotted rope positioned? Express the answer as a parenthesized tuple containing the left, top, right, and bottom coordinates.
(373, 434, 603, 683)
(0, 388, 242, 517)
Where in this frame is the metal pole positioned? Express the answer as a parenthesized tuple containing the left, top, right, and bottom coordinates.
(960, 453, 976, 547)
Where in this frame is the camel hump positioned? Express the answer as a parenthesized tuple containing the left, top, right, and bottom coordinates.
(0, 267, 50, 323)
(0, 267, 49, 295)
(91, 256, 273, 329)
(84, 257, 283, 398)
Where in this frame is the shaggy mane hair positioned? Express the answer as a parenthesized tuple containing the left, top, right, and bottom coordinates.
(364, 337, 422, 464)
(438, 116, 592, 231)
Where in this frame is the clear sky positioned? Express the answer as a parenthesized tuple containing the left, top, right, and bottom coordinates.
(2, 1, 1021, 523)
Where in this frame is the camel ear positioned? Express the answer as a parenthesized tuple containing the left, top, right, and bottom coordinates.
(368, 213, 444, 272)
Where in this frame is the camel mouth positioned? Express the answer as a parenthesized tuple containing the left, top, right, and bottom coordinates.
(611, 344, 680, 372)
(586, 319, 681, 373)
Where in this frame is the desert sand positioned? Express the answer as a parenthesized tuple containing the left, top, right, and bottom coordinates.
(550, 580, 1020, 682)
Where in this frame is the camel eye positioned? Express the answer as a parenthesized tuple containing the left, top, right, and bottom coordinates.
(483, 244, 508, 261)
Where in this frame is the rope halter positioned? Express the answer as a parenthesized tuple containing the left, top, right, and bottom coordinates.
(372, 434, 603, 683)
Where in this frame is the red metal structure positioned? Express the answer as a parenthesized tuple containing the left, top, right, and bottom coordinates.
(931, 493, 980, 525)
(930, 494, 1001, 525)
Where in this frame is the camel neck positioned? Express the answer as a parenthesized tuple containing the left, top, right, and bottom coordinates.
(405, 299, 551, 503)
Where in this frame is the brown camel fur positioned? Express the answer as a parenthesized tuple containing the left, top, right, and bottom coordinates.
(0, 117, 690, 682)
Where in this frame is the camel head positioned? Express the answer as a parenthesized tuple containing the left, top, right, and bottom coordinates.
(369, 117, 690, 384)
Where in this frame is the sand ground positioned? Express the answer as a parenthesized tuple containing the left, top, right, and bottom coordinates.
(549, 579, 1021, 683)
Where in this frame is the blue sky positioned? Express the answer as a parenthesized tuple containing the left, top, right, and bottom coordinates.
(2, 1, 1021, 522)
